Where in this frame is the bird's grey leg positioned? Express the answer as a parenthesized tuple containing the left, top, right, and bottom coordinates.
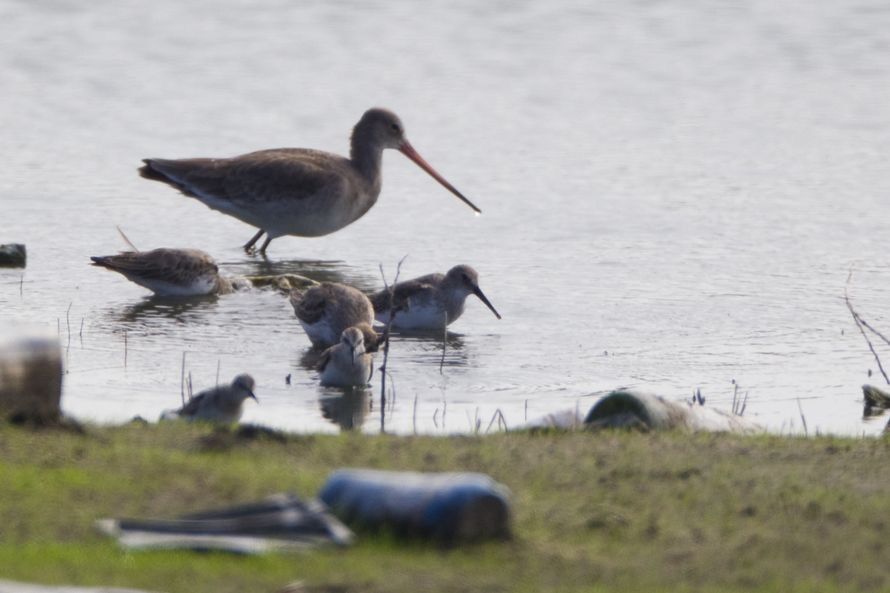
(244, 229, 266, 252)
(258, 236, 273, 255)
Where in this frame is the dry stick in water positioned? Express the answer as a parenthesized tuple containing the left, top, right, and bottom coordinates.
(180, 352, 187, 405)
(797, 398, 808, 437)
(116, 225, 140, 252)
(485, 409, 507, 433)
(845, 269, 890, 385)
(412, 395, 418, 435)
(65, 302, 72, 349)
(377, 256, 407, 433)
(739, 391, 749, 416)
(439, 312, 448, 374)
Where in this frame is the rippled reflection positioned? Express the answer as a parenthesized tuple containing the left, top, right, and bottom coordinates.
(113, 295, 221, 323)
(319, 388, 371, 431)
(222, 259, 381, 293)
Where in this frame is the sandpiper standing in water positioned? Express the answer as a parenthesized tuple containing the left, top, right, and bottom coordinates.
(317, 327, 374, 388)
(162, 374, 258, 424)
(90, 248, 247, 296)
(290, 282, 376, 349)
(370, 264, 501, 330)
(139, 108, 481, 254)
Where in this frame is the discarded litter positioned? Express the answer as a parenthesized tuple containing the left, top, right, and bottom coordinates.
(319, 469, 511, 543)
(97, 493, 353, 553)
(0, 580, 162, 593)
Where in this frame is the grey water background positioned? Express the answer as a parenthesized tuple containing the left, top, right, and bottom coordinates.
(2, 0, 889, 435)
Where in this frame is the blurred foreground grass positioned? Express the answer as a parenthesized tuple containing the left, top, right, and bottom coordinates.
(1, 422, 889, 593)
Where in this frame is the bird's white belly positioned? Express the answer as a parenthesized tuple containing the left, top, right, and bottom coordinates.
(194, 404, 242, 423)
(301, 318, 339, 348)
(320, 360, 371, 388)
(376, 301, 449, 330)
(134, 276, 217, 297)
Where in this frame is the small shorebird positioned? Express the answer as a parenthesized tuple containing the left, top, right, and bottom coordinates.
(370, 264, 501, 330)
(290, 282, 376, 348)
(90, 248, 248, 296)
(162, 374, 258, 424)
(317, 327, 374, 388)
(139, 108, 481, 254)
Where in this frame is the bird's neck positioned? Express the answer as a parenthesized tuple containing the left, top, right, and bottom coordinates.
(442, 287, 470, 322)
(349, 129, 384, 191)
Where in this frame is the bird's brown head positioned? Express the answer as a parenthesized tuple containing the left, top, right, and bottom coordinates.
(354, 107, 482, 214)
(446, 265, 502, 320)
(356, 108, 407, 150)
(232, 373, 258, 402)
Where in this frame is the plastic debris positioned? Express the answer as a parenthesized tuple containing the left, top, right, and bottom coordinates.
(319, 469, 511, 543)
(97, 493, 353, 553)
(0, 581, 161, 593)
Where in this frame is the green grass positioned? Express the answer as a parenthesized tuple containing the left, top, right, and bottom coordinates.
(1, 422, 890, 592)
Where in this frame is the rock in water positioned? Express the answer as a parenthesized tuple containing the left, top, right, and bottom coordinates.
(0, 331, 63, 422)
(0, 244, 26, 268)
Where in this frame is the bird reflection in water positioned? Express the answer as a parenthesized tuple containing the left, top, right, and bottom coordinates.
(115, 294, 220, 324)
(226, 258, 380, 294)
(392, 330, 470, 368)
(319, 388, 371, 431)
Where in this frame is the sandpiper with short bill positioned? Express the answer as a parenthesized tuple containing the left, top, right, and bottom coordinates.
(161, 374, 258, 424)
(317, 327, 375, 388)
(90, 248, 247, 296)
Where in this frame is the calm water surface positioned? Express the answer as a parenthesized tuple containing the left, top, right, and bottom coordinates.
(2, 0, 890, 434)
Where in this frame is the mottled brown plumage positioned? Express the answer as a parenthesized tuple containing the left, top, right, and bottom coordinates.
(289, 282, 375, 348)
(90, 248, 241, 296)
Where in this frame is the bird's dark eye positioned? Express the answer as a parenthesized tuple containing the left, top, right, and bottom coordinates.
(391, 123, 400, 132)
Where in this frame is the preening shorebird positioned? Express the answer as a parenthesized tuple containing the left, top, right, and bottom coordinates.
(289, 282, 376, 349)
(90, 248, 246, 296)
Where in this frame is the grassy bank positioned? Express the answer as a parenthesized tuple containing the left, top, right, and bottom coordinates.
(1, 422, 890, 592)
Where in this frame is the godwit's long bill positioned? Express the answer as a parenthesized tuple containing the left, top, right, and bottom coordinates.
(139, 108, 480, 254)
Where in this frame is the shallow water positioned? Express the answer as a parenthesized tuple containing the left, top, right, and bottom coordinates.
(2, 0, 890, 435)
